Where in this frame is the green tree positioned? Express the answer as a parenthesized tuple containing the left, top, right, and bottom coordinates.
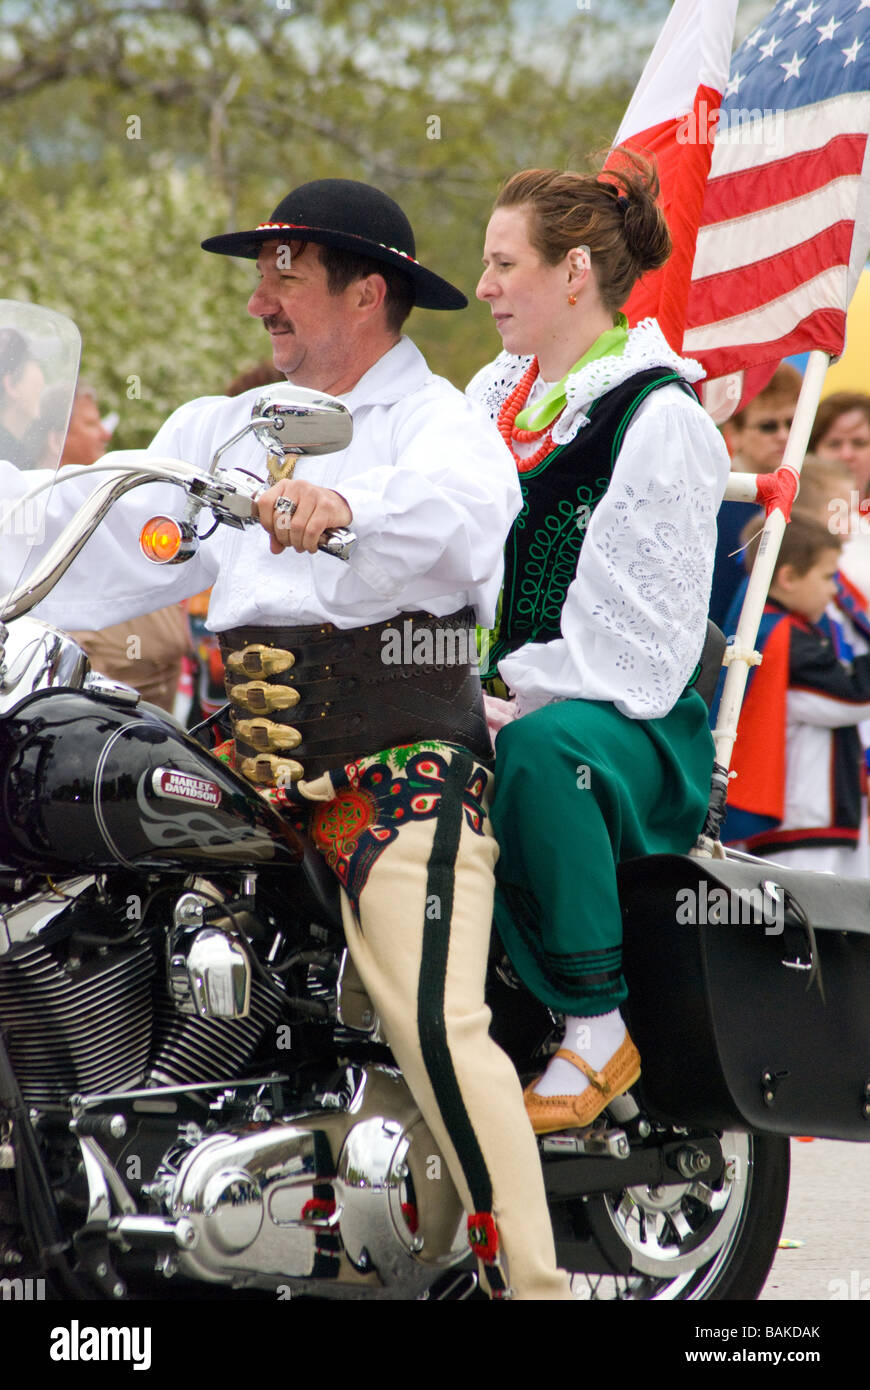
(0, 0, 670, 441)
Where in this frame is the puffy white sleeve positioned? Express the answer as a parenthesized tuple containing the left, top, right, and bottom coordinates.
(498, 385, 730, 719)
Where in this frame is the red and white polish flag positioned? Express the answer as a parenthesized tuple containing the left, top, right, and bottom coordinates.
(605, 0, 738, 360)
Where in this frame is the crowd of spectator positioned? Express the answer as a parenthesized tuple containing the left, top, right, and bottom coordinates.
(713, 377, 870, 879)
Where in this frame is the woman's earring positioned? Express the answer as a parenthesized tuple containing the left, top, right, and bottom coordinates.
(568, 295, 577, 306)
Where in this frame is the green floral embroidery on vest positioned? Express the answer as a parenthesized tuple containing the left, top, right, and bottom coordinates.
(516, 478, 612, 634)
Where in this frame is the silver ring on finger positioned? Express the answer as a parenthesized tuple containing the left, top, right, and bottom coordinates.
(274, 496, 298, 523)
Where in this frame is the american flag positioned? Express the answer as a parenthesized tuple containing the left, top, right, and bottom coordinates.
(683, 0, 870, 418)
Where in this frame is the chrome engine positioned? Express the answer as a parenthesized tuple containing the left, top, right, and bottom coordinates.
(0, 879, 282, 1105)
(0, 880, 155, 1106)
(162, 1066, 465, 1293)
(0, 876, 469, 1298)
(80, 1065, 467, 1298)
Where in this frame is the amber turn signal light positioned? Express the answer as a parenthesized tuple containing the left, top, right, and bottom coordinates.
(139, 516, 198, 565)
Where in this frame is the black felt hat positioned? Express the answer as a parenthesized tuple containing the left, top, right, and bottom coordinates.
(201, 178, 467, 311)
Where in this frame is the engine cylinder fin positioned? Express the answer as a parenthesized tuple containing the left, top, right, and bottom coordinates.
(0, 938, 156, 1106)
(146, 978, 282, 1086)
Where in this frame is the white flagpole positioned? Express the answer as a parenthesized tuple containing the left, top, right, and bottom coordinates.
(692, 347, 832, 857)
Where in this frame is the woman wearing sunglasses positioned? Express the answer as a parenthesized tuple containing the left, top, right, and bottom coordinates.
(469, 153, 730, 1133)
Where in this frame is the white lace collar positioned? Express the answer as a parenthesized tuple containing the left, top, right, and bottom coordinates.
(466, 318, 706, 446)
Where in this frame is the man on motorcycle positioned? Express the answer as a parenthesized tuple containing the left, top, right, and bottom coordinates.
(0, 179, 572, 1299)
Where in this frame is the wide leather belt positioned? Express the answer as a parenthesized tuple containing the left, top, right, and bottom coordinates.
(219, 607, 492, 786)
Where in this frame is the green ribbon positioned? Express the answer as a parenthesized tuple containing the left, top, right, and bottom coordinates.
(515, 313, 629, 431)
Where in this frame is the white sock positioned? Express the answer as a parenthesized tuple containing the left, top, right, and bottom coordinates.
(533, 1010, 626, 1098)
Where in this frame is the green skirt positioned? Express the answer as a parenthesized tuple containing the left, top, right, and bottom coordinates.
(490, 691, 713, 1016)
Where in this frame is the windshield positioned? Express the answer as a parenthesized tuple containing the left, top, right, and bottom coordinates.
(0, 301, 80, 472)
(0, 301, 81, 623)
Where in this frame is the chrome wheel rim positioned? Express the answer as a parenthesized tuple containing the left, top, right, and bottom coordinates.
(569, 1131, 752, 1301)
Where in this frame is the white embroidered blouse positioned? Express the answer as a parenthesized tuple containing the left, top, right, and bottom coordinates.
(466, 319, 731, 721)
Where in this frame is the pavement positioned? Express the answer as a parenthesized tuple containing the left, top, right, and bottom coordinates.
(760, 1137, 870, 1301)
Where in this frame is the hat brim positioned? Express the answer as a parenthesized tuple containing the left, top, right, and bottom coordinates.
(201, 223, 467, 311)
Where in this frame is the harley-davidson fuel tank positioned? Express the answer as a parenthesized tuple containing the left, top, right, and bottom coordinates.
(0, 688, 303, 874)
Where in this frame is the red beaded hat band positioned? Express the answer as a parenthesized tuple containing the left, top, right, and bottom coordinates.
(253, 221, 423, 267)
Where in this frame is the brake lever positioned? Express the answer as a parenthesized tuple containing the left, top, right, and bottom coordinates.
(189, 475, 358, 561)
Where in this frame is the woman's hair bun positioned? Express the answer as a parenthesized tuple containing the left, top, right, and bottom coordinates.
(606, 149, 671, 275)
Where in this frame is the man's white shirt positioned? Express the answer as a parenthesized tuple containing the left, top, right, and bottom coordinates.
(0, 337, 521, 634)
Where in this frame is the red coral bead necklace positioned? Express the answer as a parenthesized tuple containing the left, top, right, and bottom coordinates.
(497, 357, 561, 472)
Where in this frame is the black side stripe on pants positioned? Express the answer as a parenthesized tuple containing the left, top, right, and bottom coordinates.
(416, 749, 493, 1218)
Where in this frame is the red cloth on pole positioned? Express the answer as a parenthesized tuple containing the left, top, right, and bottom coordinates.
(755, 465, 800, 521)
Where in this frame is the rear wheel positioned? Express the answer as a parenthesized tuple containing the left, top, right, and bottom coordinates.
(554, 1130, 789, 1300)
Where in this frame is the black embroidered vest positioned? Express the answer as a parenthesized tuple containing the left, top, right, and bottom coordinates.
(482, 367, 697, 681)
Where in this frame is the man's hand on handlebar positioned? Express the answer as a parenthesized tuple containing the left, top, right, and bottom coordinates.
(255, 480, 353, 556)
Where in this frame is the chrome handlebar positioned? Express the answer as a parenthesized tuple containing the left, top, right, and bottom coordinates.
(0, 457, 358, 624)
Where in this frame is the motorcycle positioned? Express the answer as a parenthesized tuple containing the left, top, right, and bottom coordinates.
(0, 301, 808, 1301)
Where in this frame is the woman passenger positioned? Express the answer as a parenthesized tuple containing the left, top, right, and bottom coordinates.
(468, 153, 730, 1133)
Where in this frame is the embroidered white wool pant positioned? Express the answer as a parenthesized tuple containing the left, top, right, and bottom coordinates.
(300, 745, 572, 1300)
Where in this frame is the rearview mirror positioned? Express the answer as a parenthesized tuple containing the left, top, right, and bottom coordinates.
(250, 384, 353, 457)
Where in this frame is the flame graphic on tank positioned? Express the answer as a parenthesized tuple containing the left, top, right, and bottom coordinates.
(136, 770, 274, 858)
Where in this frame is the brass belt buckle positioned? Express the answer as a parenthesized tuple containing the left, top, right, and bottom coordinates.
(235, 717, 302, 752)
(239, 753, 305, 785)
(229, 681, 301, 713)
(226, 644, 296, 678)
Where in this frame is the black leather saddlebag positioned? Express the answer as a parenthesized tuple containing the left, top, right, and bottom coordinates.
(619, 852, 870, 1140)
